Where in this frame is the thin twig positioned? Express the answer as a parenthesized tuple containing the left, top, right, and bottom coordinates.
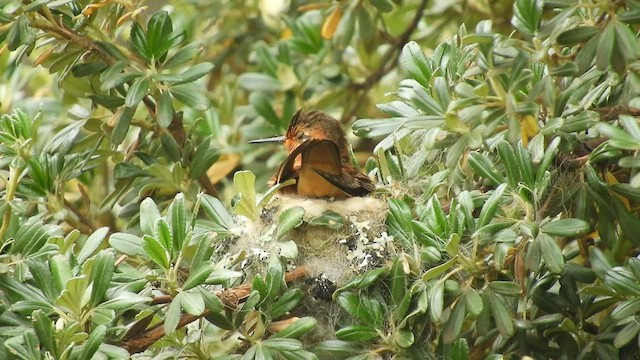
(341, 0, 430, 123)
(64, 198, 95, 233)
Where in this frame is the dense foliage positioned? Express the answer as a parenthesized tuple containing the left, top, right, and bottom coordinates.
(2, 0, 640, 359)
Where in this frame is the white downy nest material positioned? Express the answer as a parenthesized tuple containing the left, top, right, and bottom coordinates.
(222, 194, 391, 285)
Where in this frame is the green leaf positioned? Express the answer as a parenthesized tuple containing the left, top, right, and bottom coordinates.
(7, 15, 33, 51)
(264, 264, 284, 302)
(271, 288, 304, 318)
(77, 226, 109, 265)
(394, 329, 414, 348)
(89, 251, 115, 307)
(142, 235, 170, 269)
(429, 281, 444, 322)
(250, 92, 281, 128)
(614, 321, 640, 348)
(49, 255, 73, 296)
(238, 72, 282, 92)
(400, 41, 432, 87)
(159, 133, 181, 162)
(276, 206, 305, 240)
(72, 61, 108, 77)
(140, 197, 162, 235)
(596, 123, 640, 150)
(125, 75, 150, 107)
(422, 256, 458, 281)
(129, 22, 149, 60)
(190, 139, 220, 180)
(336, 267, 389, 294)
(443, 298, 466, 344)
(335, 325, 379, 342)
(170, 84, 211, 110)
(614, 21, 640, 63)
(557, 26, 599, 45)
(262, 338, 303, 352)
(156, 90, 174, 128)
(390, 257, 407, 307)
(512, 0, 542, 35)
(549, 62, 579, 77)
(308, 210, 346, 230)
(485, 291, 514, 338)
(605, 267, 640, 296)
(196, 286, 224, 312)
(32, 310, 56, 355)
(620, 8, 640, 24)
(497, 140, 521, 188)
(541, 218, 590, 237)
(181, 291, 205, 315)
(170, 193, 187, 252)
(111, 106, 135, 146)
(535, 136, 560, 184)
(28, 260, 57, 302)
(171, 62, 214, 85)
(272, 317, 317, 339)
(369, 0, 394, 12)
(257, 178, 297, 208)
(99, 292, 151, 310)
(478, 184, 507, 228)
(386, 198, 414, 245)
(233, 170, 259, 221)
(313, 340, 364, 358)
(147, 11, 173, 56)
(620, 115, 640, 141)
(154, 218, 174, 257)
(78, 325, 105, 360)
(488, 281, 521, 296)
(468, 152, 505, 185)
(596, 21, 615, 70)
(452, 338, 470, 360)
(538, 233, 564, 274)
(463, 288, 483, 316)
(576, 32, 600, 73)
(162, 42, 203, 68)
(200, 194, 234, 231)
(515, 142, 534, 187)
(164, 293, 182, 335)
(611, 298, 640, 321)
(183, 261, 214, 290)
(337, 292, 382, 328)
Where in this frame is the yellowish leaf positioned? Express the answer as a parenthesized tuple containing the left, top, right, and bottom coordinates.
(520, 115, 539, 146)
(605, 171, 630, 209)
(321, 7, 342, 40)
(207, 153, 241, 185)
(299, 3, 330, 12)
(280, 27, 293, 40)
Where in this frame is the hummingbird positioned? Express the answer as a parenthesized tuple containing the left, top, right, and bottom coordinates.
(249, 110, 376, 198)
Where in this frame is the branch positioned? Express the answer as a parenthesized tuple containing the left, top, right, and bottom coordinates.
(595, 105, 640, 121)
(341, 0, 430, 123)
(64, 198, 95, 233)
(121, 266, 310, 354)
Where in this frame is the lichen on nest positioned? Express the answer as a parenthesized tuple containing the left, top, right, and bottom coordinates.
(220, 194, 391, 287)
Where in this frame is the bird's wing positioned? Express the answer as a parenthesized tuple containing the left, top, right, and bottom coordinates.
(301, 140, 376, 197)
(311, 168, 376, 197)
(274, 139, 315, 184)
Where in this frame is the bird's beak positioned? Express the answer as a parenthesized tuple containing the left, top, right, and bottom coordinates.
(248, 136, 286, 144)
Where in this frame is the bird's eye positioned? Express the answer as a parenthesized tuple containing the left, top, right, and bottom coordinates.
(296, 131, 305, 139)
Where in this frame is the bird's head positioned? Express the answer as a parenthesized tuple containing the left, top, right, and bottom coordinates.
(249, 110, 347, 153)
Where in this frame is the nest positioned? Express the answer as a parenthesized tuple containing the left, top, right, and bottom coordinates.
(219, 194, 390, 341)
